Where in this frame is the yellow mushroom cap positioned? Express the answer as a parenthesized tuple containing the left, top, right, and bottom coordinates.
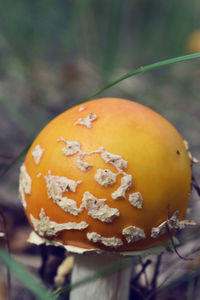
(19, 98, 192, 252)
(187, 29, 200, 53)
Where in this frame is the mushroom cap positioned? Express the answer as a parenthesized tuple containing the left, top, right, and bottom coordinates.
(187, 29, 200, 53)
(19, 98, 192, 252)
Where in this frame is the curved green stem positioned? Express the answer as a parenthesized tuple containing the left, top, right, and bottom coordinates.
(83, 52, 200, 102)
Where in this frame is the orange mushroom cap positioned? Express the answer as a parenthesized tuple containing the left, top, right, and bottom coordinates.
(19, 98, 192, 252)
(187, 29, 200, 53)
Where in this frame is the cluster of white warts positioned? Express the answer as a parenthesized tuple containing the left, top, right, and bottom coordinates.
(19, 106, 192, 249)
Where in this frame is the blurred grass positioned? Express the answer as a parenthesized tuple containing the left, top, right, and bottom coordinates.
(0, 0, 200, 299)
(0, 0, 199, 75)
(0, 247, 55, 300)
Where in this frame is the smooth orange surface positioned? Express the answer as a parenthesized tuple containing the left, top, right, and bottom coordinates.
(187, 29, 200, 53)
(23, 98, 192, 251)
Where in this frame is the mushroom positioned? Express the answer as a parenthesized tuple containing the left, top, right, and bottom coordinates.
(19, 98, 193, 300)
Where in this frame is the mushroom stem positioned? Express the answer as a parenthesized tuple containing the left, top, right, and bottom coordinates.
(70, 253, 132, 300)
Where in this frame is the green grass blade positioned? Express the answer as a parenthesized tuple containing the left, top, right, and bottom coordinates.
(0, 142, 32, 181)
(54, 241, 173, 297)
(83, 52, 200, 102)
(1, 52, 200, 182)
(0, 247, 55, 300)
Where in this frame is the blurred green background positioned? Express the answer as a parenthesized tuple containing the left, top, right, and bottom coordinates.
(0, 1, 200, 298)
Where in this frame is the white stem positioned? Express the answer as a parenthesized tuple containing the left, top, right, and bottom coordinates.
(70, 254, 132, 300)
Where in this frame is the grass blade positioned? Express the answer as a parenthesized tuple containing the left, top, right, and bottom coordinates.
(0, 247, 55, 300)
(0, 142, 32, 181)
(54, 241, 173, 297)
(1, 52, 200, 182)
(83, 52, 200, 102)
